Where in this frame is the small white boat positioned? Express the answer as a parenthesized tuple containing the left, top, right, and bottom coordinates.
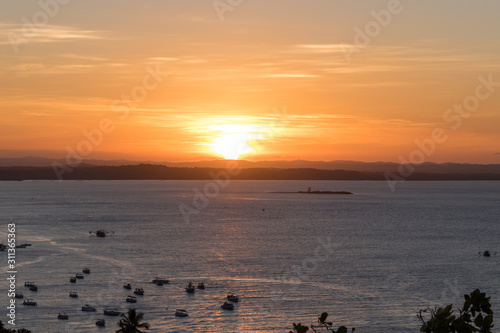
(221, 302, 234, 310)
(82, 268, 91, 274)
(58, 312, 69, 320)
(126, 296, 137, 303)
(75, 273, 84, 279)
(227, 292, 239, 302)
(23, 299, 37, 306)
(82, 304, 96, 312)
(123, 283, 132, 289)
(103, 309, 121, 316)
(69, 291, 78, 298)
(185, 282, 195, 293)
(175, 309, 189, 317)
(15, 293, 24, 299)
(96, 319, 106, 326)
(133, 288, 144, 295)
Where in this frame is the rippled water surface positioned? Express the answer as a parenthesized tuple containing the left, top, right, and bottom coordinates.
(1, 180, 499, 332)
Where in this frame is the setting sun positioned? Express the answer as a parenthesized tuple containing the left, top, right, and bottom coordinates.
(209, 124, 258, 160)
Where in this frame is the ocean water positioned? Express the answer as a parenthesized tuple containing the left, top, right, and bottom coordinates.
(1, 180, 499, 333)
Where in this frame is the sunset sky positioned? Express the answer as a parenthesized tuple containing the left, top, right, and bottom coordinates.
(1, 0, 499, 163)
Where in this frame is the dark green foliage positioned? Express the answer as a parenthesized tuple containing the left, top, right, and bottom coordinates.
(418, 289, 494, 333)
(289, 312, 355, 333)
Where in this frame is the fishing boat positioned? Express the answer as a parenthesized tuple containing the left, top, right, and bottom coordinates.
(123, 283, 132, 289)
(175, 309, 189, 317)
(95, 319, 106, 326)
(82, 304, 96, 312)
(221, 302, 234, 310)
(90, 229, 114, 238)
(69, 291, 78, 298)
(227, 292, 239, 302)
(197, 283, 205, 289)
(58, 312, 69, 320)
(23, 299, 37, 306)
(103, 309, 121, 316)
(126, 296, 137, 303)
(152, 277, 169, 284)
(133, 288, 144, 295)
(82, 267, 91, 274)
(185, 282, 195, 293)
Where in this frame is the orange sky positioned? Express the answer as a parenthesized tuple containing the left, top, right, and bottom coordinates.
(1, 1, 500, 163)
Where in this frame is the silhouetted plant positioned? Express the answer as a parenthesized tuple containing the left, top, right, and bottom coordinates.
(418, 289, 494, 333)
(116, 308, 150, 333)
(0, 321, 31, 333)
(290, 312, 355, 333)
(290, 290, 493, 332)
(290, 322, 309, 333)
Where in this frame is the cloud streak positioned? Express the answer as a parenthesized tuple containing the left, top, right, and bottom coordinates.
(0, 24, 105, 47)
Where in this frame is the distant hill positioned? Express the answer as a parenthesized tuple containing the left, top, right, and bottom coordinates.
(1, 164, 500, 181)
(0, 157, 499, 175)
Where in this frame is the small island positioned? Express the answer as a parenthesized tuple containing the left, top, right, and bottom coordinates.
(270, 187, 353, 195)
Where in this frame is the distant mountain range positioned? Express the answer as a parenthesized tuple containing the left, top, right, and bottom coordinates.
(0, 157, 499, 181)
(1, 156, 500, 175)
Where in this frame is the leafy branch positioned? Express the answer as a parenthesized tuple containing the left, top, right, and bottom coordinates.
(290, 312, 355, 333)
(418, 289, 494, 333)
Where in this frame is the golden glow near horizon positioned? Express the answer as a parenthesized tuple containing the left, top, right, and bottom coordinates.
(208, 124, 260, 160)
(1, 1, 500, 163)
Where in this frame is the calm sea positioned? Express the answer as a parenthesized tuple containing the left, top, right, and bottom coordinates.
(1, 180, 499, 333)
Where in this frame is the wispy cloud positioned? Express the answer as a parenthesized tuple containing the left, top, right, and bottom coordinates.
(148, 57, 179, 62)
(295, 44, 347, 54)
(0, 24, 104, 45)
(260, 73, 318, 78)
